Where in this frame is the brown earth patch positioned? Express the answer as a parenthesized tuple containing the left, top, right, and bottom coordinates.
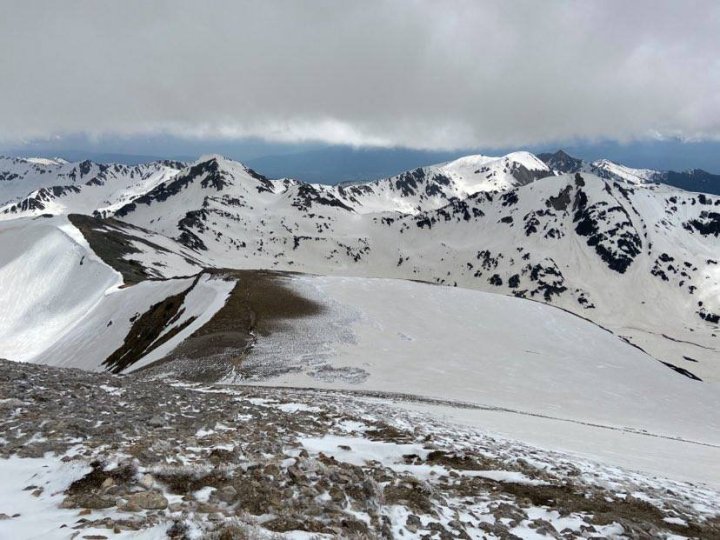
(68, 214, 187, 285)
(136, 270, 323, 380)
(103, 280, 197, 373)
(496, 480, 718, 538)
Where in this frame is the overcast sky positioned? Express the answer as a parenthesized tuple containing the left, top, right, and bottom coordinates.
(1, 0, 719, 150)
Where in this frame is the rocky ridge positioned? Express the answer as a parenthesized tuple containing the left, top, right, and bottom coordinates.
(1, 360, 719, 539)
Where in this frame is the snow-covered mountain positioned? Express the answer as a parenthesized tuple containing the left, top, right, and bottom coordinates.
(1, 151, 718, 382)
(86, 155, 718, 380)
(0, 151, 551, 220)
(335, 151, 552, 214)
(0, 156, 184, 219)
(2, 150, 720, 534)
(539, 149, 720, 194)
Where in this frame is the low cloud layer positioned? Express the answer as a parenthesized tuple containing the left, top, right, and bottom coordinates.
(2, 0, 719, 149)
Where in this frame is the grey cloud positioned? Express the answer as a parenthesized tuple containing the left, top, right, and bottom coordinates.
(1, 0, 719, 149)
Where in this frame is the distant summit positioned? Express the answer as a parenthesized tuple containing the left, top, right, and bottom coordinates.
(537, 150, 584, 174)
(538, 149, 720, 195)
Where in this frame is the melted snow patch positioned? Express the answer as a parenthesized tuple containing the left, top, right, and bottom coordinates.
(273, 402, 322, 414)
(300, 434, 427, 467)
(464, 469, 548, 485)
(98, 384, 124, 396)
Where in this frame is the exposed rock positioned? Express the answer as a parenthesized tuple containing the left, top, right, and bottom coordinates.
(128, 491, 168, 510)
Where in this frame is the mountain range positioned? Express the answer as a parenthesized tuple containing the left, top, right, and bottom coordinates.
(2, 147, 720, 535)
(0, 149, 718, 384)
(539, 149, 720, 194)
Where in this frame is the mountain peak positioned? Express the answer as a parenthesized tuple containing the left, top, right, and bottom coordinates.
(195, 153, 232, 165)
(537, 150, 584, 174)
(552, 149, 572, 158)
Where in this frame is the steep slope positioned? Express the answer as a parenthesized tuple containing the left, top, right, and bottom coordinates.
(0, 216, 230, 371)
(0, 217, 120, 362)
(0, 156, 183, 219)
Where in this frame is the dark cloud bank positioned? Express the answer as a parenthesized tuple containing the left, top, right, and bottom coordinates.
(1, 0, 719, 151)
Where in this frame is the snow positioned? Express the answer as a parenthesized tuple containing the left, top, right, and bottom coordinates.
(99, 384, 124, 396)
(273, 402, 322, 413)
(192, 486, 215, 502)
(664, 516, 689, 526)
(300, 434, 428, 467)
(0, 455, 167, 540)
(24, 157, 67, 166)
(504, 150, 549, 170)
(0, 218, 120, 361)
(241, 274, 720, 486)
(463, 470, 548, 485)
(590, 158, 659, 184)
(0, 455, 89, 539)
(125, 274, 235, 372)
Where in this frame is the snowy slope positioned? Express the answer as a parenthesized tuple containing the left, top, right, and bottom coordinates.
(236, 275, 720, 446)
(1, 152, 718, 381)
(0, 217, 120, 361)
(37, 273, 234, 371)
(0, 216, 230, 371)
(335, 151, 552, 214)
(589, 158, 660, 184)
(0, 156, 183, 219)
(107, 158, 720, 380)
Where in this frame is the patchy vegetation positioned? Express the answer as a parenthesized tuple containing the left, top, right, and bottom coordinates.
(1, 360, 719, 538)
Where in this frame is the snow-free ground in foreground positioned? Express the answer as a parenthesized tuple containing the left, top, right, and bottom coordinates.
(1, 360, 719, 539)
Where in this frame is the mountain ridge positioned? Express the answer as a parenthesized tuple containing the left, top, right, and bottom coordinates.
(538, 149, 720, 194)
(0, 150, 718, 383)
